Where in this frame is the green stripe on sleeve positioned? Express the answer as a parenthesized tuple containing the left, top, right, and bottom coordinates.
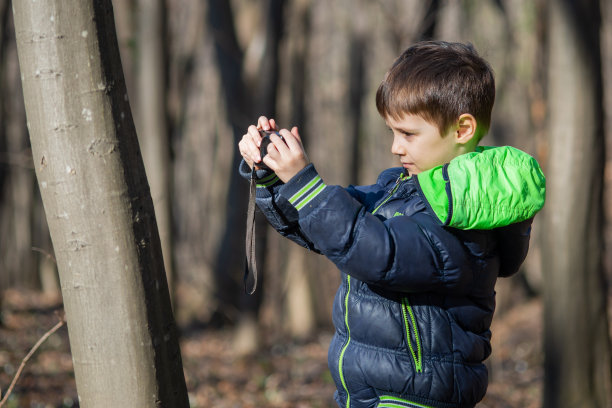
(288, 175, 322, 204)
(295, 183, 326, 210)
(257, 175, 280, 188)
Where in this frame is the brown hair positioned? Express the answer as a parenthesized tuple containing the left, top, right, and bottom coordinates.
(376, 41, 495, 141)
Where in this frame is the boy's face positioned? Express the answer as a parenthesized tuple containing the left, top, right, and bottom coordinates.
(386, 113, 462, 175)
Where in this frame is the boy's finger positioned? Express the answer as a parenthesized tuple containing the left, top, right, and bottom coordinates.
(257, 116, 269, 130)
(261, 154, 277, 170)
(244, 132, 262, 162)
(248, 125, 263, 147)
(258, 116, 278, 131)
(269, 131, 289, 154)
(291, 126, 301, 142)
(278, 128, 302, 152)
(257, 116, 280, 132)
(239, 138, 256, 168)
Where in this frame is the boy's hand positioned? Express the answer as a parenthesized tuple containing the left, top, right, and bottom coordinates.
(263, 126, 309, 183)
(239, 116, 309, 183)
(239, 116, 278, 169)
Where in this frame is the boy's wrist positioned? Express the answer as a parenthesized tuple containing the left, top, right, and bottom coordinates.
(239, 159, 284, 200)
(239, 159, 273, 180)
(278, 164, 328, 214)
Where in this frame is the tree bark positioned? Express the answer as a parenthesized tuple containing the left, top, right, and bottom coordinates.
(12, 1, 188, 406)
(542, 0, 612, 407)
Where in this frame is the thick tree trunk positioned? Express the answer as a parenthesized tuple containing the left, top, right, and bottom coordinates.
(542, 1, 612, 407)
(12, 1, 188, 406)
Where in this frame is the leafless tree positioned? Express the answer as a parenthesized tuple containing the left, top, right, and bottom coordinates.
(12, 1, 188, 405)
(542, 0, 612, 406)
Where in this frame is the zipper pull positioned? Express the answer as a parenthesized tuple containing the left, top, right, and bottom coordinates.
(389, 175, 402, 193)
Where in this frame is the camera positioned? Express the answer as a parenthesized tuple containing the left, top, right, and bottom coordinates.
(258, 130, 283, 170)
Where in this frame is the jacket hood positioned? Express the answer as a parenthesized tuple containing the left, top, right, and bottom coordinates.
(416, 146, 546, 230)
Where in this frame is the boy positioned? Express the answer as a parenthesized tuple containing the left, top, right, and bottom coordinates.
(238, 41, 545, 408)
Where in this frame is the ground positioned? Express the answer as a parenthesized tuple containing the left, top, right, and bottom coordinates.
(0, 289, 541, 408)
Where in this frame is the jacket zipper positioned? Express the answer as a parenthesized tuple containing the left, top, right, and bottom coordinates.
(372, 174, 406, 214)
(373, 173, 423, 373)
(401, 297, 423, 373)
(338, 275, 352, 408)
(337, 173, 409, 406)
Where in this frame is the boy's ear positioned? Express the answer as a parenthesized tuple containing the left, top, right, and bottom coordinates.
(455, 113, 477, 145)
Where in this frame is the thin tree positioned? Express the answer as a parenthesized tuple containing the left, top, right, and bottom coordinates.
(542, 0, 612, 407)
(12, 1, 188, 406)
(136, 0, 174, 298)
(0, 0, 38, 291)
(207, 0, 285, 351)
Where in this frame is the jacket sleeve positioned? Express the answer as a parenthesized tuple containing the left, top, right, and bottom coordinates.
(269, 164, 474, 294)
(495, 218, 533, 277)
(240, 160, 389, 252)
(239, 160, 321, 251)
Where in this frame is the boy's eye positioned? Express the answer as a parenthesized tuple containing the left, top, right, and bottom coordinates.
(386, 126, 415, 138)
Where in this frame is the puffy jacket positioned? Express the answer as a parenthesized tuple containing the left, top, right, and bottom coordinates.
(240, 146, 546, 408)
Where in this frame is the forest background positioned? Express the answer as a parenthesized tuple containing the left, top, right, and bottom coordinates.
(0, 0, 611, 407)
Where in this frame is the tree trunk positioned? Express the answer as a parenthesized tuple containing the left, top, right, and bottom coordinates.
(602, 0, 612, 290)
(542, 1, 612, 407)
(111, 0, 136, 102)
(207, 0, 286, 351)
(12, 1, 189, 406)
(137, 0, 174, 299)
(0, 5, 38, 290)
(207, 0, 253, 318)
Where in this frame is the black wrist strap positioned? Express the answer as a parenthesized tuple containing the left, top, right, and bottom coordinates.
(244, 167, 258, 294)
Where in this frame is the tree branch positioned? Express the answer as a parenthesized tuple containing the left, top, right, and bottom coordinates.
(0, 315, 66, 407)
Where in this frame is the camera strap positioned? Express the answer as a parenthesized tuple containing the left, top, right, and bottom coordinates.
(244, 167, 258, 294)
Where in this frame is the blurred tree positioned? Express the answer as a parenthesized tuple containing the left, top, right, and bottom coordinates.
(136, 0, 174, 300)
(111, 0, 136, 100)
(602, 0, 612, 290)
(0, 0, 58, 296)
(166, 0, 242, 332)
(0, 1, 35, 290)
(542, 0, 612, 407)
(0, 0, 7, 323)
(270, 0, 317, 338)
(206, 0, 285, 353)
(12, 1, 188, 406)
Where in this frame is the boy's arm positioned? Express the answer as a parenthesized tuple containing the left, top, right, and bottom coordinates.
(239, 160, 320, 251)
(239, 117, 322, 250)
(278, 165, 474, 294)
(239, 118, 472, 293)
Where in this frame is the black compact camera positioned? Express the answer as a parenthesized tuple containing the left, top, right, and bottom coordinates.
(258, 129, 283, 170)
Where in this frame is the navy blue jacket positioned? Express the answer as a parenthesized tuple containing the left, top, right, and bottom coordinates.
(240, 146, 545, 408)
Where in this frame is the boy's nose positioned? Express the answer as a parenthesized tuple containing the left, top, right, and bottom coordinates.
(391, 135, 404, 155)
